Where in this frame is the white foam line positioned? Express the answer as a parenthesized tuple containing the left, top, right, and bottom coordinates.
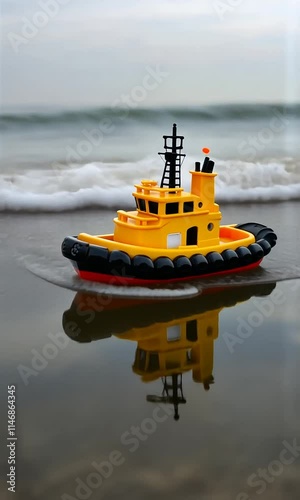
(19, 255, 200, 299)
(1, 158, 300, 211)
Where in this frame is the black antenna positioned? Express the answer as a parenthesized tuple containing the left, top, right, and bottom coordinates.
(159, 124, 186, 189)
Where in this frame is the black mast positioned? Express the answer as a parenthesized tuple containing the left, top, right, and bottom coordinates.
(159, 123, 186, 189)
(147, 373, 186, 421)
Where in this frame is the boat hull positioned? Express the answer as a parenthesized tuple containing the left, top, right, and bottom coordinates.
(74, 259, 262, 286)
(61, 223, 277, 286)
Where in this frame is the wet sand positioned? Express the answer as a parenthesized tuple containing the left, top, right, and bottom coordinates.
(0, 203, 300, 499)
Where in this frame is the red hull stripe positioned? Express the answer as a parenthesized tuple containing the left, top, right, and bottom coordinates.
(77, 259, 263, 286)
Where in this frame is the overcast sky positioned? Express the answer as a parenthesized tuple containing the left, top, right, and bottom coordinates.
(1, 0, 299, 109)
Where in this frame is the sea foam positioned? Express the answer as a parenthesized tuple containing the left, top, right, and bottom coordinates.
(0, 157, 299, 212)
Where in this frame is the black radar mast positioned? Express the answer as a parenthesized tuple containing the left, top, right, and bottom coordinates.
(159, 123, 186, 189)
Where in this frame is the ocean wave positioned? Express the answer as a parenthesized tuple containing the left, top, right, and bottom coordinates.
(0, 157, 299, 212)
(1, 104, 300, 131)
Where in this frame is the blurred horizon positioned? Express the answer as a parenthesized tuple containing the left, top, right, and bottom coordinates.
(2, 101, 300, 116)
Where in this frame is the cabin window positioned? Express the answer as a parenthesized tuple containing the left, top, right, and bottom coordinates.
(136, 349, 146, 370)
(167, 325, 181, 342)
(148, 353, 160, 372)
(186, 320, 198, 342)
(166, 202, 179, 214)
(137, 198, 146, 211)
(167, 233, 181, 248)
(184, 201, 194, 213)
(149, 201, 158, 214)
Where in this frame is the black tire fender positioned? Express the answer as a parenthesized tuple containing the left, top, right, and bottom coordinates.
(256, 239, 272, 256)
(132, 255, 154, 277)
(206, 252, 224, 270)
(248, 243, 264, 260)
(236, 246, 253, 265)
(109, 250, 131, 274)
(154, 257, 174, 277)
(173, 256, 192, 276)
(190, 254, 208, 273)
(221, 249, 239, 268)
(61, 236, 89, 261)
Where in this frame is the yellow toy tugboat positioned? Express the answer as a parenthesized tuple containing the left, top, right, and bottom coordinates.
(62, 124, 277, 285)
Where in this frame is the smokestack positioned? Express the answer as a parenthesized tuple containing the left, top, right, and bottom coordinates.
(202, 157, 215, 173)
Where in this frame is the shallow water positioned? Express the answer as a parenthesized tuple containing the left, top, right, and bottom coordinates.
(0, 206, 300, 499)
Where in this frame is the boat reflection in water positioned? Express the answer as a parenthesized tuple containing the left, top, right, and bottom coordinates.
(62, 283, 276, 419)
